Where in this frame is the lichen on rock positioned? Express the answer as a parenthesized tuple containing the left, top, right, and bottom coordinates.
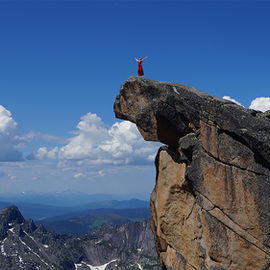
(114, 76, 270, 270)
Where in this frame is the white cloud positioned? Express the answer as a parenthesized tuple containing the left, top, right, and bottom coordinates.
(249, 97, 270, 112)
(0, 105, 18, 133)
(222, 96, 244, 107)
(0, 159, 156, 194)
(73, 172, 84, 179)
(99, 121, 146, 160)
(34, 146, 59, 159)
(147, 154, 156, 161)
(58, 113, 108, 160)
(0, 105, 23, 161)
(98, 170, 105, 177)
(31, 112, 160, 165)
(222, 96, 270, 113)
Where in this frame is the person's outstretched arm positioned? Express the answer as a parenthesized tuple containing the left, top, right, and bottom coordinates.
(142, 56, 148, 61)
(135, 58, 139, 62)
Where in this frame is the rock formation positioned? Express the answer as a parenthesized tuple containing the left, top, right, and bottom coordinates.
(114, 76, 270, 270)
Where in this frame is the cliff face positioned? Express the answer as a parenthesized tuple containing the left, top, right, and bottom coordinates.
(114, 77, 270, 270)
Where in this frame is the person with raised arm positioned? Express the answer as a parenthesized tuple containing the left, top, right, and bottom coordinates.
(135, 56, 148, 76)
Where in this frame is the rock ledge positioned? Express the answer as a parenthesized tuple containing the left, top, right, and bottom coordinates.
(114, 77, 270, 270)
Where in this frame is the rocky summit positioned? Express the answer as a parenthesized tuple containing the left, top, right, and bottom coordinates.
(114, 76, 270, 270)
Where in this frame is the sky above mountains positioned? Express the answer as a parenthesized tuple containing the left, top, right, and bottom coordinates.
(0, 1, 270, 195)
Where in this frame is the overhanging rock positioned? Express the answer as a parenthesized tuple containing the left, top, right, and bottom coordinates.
(114, 76, 270, 270)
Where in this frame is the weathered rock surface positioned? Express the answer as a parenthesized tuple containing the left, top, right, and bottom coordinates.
(114, 76, 270, 270)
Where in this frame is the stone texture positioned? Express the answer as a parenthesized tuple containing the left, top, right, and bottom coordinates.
(114, 76, 270, 270)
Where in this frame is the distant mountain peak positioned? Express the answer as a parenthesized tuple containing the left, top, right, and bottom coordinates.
(0, 205, 24, 225)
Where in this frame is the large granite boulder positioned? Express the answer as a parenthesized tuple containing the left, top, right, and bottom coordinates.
(114, 76, 270, 270)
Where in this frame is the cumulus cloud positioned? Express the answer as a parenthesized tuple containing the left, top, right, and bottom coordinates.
(99, 121, 156, 163)
(222, 96, 244, 107)
(31, 112, 159, 165)
(0, 105, 23, 161)
(34, 147, 59, 159)
(58, 113, 108, 159)
(249, 97, 270, 112)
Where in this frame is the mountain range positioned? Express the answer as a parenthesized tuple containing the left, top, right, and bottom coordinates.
(36, 207, 150, 235)
(0, 205, 161, 270)
(0, 198, 151, 236)
(0, 191, 150, 207)
(0, 198, 150, 221)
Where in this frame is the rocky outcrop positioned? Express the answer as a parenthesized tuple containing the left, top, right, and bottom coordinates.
(114, 76, 270, 270)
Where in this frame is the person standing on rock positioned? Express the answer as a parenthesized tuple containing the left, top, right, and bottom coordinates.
(135, 56, 148, 76)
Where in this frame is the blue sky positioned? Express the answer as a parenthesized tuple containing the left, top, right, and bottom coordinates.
(0, 0, 269, 196)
